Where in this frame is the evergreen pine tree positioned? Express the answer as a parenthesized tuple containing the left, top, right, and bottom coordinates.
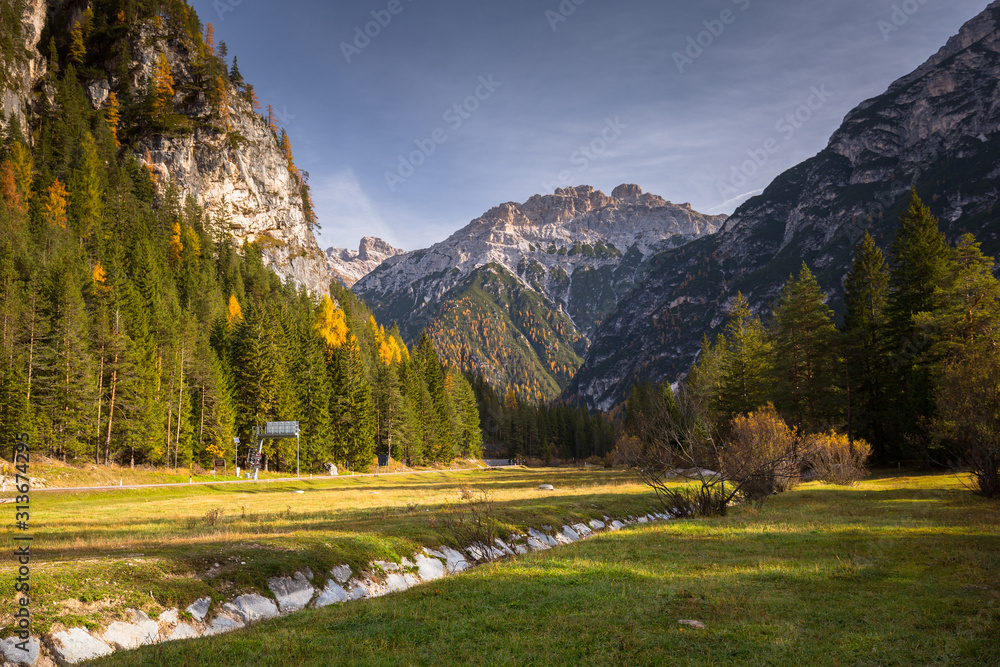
(843, 231, 891, 458)
(769, 263, 843, 432)
(885, 190, 956, 456)
(716, 293, 772, 420)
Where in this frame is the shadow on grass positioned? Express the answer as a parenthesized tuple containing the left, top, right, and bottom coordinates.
(90, 519, 1000, 667)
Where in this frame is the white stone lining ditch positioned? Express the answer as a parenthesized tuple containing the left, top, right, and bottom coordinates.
(11, 511, 673, 666)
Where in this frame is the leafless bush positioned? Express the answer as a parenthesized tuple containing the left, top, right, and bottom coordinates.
(432, 489, 503, 563)
(615, 389, 735, 517)
(802, 431, 872, 485)
(720, 405, 799, 504)
(203, 508, 225, 527)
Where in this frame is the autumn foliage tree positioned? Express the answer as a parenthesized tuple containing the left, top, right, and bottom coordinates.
(151, 52, 175, 122)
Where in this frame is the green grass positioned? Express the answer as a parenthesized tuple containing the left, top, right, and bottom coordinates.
(2, 456, 296, 489)
(88, 472, 999, 667)
(0, 467, 658, 635)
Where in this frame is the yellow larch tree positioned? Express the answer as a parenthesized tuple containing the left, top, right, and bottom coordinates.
(151, 52, 175, 122)
(42, 179, 69, 229)
(226, 295, 243, 329)
(104, 92, 121, 148)
(315, 295, 348, 350)
(169, 221, 184, 263)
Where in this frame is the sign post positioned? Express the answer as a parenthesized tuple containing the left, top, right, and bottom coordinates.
(233, 437, 240, 478)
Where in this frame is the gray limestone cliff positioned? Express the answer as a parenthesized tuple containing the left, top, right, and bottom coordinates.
(327, 237, 406, 287)
(0, 0, 331, 294)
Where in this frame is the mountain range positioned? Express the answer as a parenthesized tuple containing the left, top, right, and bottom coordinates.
(354, 1, 1000, 410)
(354, 185, 722, 400)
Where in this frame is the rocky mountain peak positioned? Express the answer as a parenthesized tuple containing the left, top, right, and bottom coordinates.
(327, 237, 405, 287)
(358, 236, 400, 261)
(354, 185, 724, 399)
(612, 184, 643, 199)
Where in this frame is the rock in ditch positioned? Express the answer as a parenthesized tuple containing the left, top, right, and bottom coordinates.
(348, 582, 369, 600)
(330, 564, 352, 583)
(202, 614, 244, 637)
(102, 611, 159, 650)
(314, 580, 349, 607)
(268, 572, 315, 613)
(226, 594, 279, 622)
(538, 484, 555, 491)
(167, 623, 200, 641)
(414, 554, 445, 581)
(384, 572, 421, 593)
(0, 636, 40, 666)
(560, 526, 581, 542)
(588, 519, 606, 531)
(439, 546, 470, 573)
(527, 527, 557, 547)
(158, 608, 180, 627)
(526, 536, 550, 551)
(186, 597, 211, 622)
(49, 628, 113, 665)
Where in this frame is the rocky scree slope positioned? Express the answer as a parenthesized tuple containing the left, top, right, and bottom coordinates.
(354, 185, 722, 400)
(0, 0, 330, 294)
(327, 236, 405, 287)
(573, 1, 1000, 410)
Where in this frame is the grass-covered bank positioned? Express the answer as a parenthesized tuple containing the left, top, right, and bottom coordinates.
(0, 468, 659, 635)
(91, 473, 999, 667)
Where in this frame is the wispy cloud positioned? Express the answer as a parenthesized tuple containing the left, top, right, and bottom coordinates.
(312, 169, 397, 250)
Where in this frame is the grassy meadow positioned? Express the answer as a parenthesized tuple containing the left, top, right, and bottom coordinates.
(85, 472, 1000, 667)
(0, 467, 660, 636)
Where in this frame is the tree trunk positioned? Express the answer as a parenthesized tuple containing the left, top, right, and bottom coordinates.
(105, 356, 118, 465)
(26, 291, 35, 404)
(96, 344, 104, 464)
(199, 378, 206, 446)
(175, 344, 185, 469)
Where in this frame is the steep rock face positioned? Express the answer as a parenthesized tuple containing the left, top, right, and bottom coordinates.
(0, 1, 330, 295)
(355, 185, 723, 399)
(0, 0, 47, 129)
(125, 27, 329, 294)
(573, 1, 1000, 410)
(326, 237, 405, 287)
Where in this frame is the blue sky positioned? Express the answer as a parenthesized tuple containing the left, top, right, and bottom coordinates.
(187, 0, 990, 252)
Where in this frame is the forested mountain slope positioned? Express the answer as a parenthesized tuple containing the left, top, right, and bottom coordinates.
(355, 184, 723, 401)
(0, 0, 480, 471)
(573, 0, 1000, 410)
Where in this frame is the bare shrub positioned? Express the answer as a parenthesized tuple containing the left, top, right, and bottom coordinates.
(803, 431, 872, 485)
(615, 390, 734, 517)
(720, 405, 799, 504)
(432, 489, 503, 563)
(203, 508, 225, 527)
